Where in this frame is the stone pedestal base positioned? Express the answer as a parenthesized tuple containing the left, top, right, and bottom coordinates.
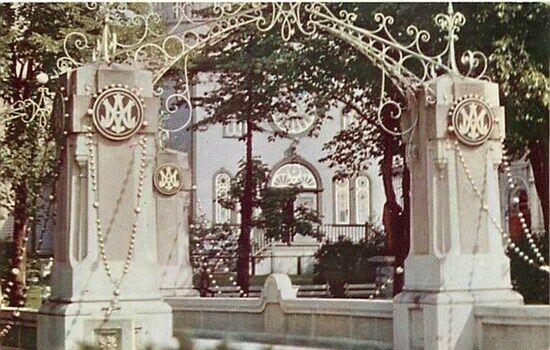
(37, 299, 178, 350)
(393, 290, 523, 350)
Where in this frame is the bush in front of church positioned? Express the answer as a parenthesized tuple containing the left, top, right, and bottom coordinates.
(313, 225, 385, 298)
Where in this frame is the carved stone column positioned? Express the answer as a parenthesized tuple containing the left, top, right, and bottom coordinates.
(393, 74, 522, 350)
(37, 62, 177, 349)
(153, 150, 196, 297)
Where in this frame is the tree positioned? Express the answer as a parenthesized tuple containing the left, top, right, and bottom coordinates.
(319, 93, 410, 295)
(186, 3, 548, 296)
(217, 157, 322, 290)
(286, 3, 416, 294)
(222, 158, 322, 245)
(258, 187, 323, 244)
(185, 2, 418, 295)
(188, 26, 322, 293)
(189, 218, 238, 297)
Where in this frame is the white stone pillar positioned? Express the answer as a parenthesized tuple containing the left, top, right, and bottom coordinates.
(37, 62, 177, 349)
(153, 150, 196, 297)
(393, 74, 523, 350)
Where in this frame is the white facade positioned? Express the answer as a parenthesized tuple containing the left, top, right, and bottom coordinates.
(191, 74, 386, 230)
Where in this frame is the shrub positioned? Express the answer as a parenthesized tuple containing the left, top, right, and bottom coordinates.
(313, 225, 385, 297)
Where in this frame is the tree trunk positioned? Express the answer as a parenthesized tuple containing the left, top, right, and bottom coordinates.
(380, 134, 401, 254)
(381, 159, 398, 250)
(379, 136, 407, 295)
(529, 141, 549, 234)
(236, 117, 253, 294)
(393, 165, 410, 295)
(236, 70, 254, 294)
(9, 182, 28, 307)
(379, 124, 411, 295)
(282, 198, 294, 245)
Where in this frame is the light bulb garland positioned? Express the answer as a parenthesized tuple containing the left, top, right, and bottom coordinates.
(86, 125, 149, 315)
(450, 140, 548, 273)
(0, 210, 35, 338)
(368, 267, 400, 299)
(191, 200, 243, 297)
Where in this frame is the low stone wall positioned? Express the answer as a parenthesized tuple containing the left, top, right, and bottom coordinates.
(475, 304, 550, 350)
(170, 274, 394, 349)
(170, 274, 550, 350)
(2, 276, 549, 349)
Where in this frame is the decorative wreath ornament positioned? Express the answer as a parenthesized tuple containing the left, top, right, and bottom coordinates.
(153, 163, 184, 196)
(448, 95, 493, 146)
(90, 86, 145, 141)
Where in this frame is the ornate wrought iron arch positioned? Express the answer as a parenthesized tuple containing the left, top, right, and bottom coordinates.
(56, 2, 487, 140)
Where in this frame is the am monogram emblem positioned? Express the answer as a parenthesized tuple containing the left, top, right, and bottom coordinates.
(92, 87, 144, 141)
(154, 163, 183, 196)
(450, 95, 493, 146)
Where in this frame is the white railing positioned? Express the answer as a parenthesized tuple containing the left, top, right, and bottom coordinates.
(251, 228, 271, 255)
(321, 224, 367, 243)
(220, 224, 369, 256)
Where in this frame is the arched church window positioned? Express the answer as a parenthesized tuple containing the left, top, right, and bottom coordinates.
(270, 163, 317, 189)
(272, 92, 317, 136)
(214, 172, 232, 224)
(334, 178, 350, 224)
(355, 176, 371, 224)
(270, 162, 320, 214)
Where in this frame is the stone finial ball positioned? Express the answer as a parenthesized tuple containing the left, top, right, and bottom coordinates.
(36, 72, 49, 84)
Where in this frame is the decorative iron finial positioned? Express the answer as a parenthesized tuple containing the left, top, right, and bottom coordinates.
(94, 20, 118, 63)
(435, 2, 466, 74)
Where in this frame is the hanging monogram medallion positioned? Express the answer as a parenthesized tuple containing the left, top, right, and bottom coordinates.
(449, 95, 493, 146)
(153, 163, 183, 196)
(91, 86, 144, 141)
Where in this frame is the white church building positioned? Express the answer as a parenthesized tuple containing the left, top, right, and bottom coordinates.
(190, 74, 387, 275)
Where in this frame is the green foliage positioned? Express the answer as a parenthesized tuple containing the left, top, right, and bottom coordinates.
(188, 25, 316, 138)
(463, 3, 549, 151)
(313, 226, 385, 297)
(314, 4, 549, 299)
(322, 2, 549, 170)
(0, 3, 104, 232)
(258, 187, 322, 244)
(0, 3, 157, 216)
(219, 158, 270, 212)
